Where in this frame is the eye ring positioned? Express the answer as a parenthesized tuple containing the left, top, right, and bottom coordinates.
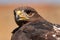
(24, 9, 35, 17)
(26, 13, 35, 17)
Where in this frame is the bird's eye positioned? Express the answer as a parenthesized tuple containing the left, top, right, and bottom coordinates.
(24, 9, 35, 17)
(24, 10, 31, 14)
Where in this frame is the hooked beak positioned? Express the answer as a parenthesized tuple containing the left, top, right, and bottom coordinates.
(16, 10, 29, 21)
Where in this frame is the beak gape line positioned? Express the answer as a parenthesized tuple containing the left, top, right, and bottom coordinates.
(16, 10, 29, 20)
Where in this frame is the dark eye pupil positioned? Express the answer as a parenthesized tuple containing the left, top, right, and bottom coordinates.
(24, 10, 32, 14)
(24, 9, 35, 17)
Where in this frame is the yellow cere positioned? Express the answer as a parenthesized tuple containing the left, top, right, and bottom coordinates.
(16, 11, 22, 15)
(16, 10, 29, 20)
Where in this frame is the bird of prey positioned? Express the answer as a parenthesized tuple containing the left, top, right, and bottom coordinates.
(11, 7, 60, 40)
(12, 7, 41, 34)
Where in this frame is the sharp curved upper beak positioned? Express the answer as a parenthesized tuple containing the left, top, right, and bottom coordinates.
(16, 10, 29, 20)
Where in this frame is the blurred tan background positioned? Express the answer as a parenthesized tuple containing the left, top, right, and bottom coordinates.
(0, 4, 60, 40)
